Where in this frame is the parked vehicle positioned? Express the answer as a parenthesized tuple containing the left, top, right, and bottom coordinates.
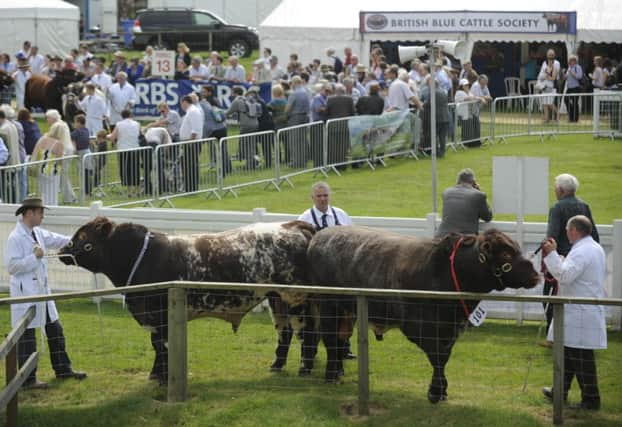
(131, 8, 259, 57)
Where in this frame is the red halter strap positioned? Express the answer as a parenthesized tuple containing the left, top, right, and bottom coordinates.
(449, 236, 471, 318)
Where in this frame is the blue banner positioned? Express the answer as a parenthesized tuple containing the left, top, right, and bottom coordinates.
(132, 79, 272, 117)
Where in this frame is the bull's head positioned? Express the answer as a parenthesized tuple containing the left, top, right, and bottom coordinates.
(475, 230, 540, 291)
(59, 216, 115, 273)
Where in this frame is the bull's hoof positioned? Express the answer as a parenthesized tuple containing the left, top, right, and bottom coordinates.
(270, 361, 285, 372)
(298, 367, 312, 377)
(149, 372, 160, 381)
(427, 392, 448, 404)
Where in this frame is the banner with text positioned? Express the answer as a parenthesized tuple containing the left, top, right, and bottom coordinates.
(132, 79, 272, 117)
(360, 11, 577, 34)
(347, 110, 413, 158)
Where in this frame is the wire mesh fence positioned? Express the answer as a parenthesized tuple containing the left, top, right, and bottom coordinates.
(275, 121, 326, 187)
(0, 282, 619, 425)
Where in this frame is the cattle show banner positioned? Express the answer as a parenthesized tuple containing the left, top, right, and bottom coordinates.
(133, 79, 272, 117)
(347, 110, 413, 158)
(360, 11, 577, 34)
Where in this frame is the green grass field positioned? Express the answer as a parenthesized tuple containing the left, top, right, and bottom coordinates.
(166, 133, 622, 224)
(0, 298, 620, 427)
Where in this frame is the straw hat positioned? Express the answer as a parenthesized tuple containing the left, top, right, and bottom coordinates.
(15, 197, 48, 216)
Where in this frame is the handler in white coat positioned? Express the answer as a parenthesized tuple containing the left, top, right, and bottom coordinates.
(5, 198, 87, 389)
(79, 82, 107, 136)
(107, 71, 136, 126)
(541, 214, 607, 411)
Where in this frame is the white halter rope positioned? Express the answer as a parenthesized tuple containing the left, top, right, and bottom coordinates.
(126, 232, 152, 286)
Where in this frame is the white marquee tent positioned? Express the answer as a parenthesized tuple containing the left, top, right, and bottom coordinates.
(0, 0, 80, 58)
(259, 0, 622, 65)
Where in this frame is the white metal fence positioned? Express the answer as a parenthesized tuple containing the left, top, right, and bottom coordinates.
(0, 202, 620, 329)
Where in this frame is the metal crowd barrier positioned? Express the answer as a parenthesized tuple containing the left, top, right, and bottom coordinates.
(450, 100, 485, 150)
(80, 146, 154, 208)
(275, 121, 326, 188)
(0, 155, 79, 207)
(152, 138, 220, 207)
(219, 130, 278, 198)
(592, 90, 622, 139)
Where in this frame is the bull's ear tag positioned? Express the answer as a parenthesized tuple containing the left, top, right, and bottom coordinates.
(468, 303, 487, 327)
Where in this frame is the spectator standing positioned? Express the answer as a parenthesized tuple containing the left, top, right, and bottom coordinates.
(0, 110, 21, 203)
(226, 87, 260, 170)
(179, 95, 203, 192)
(198, 91, 230, 176)
(17, 108, 41, 155)
(224, 56, 246, 83)
(356, 82, 385, 115)
(109, 51, 128, 77)
(326, 84, 355, 166)
(538, 49, 561, 122)
(107, 72, 136, 126)
(146, 102, 182, 142)
(127, 58, 144, 85)
(269, 56, 285, 82)
(175, 43, 191, 68)
(108, 109, 141, 197)
(5, 197, 87, 389)
(12, 60, 32, 110)
(423, 77, 449, 158)
(541, 215, 606, 411)
(206, 55, 225, 81)
(387, 68, 422, 111)
(285, 76, 311, 168)
(44, 110, 75, 203)
(469, 74, 492, 147)
(563, 55, 583, 123)
(454, 79, 478, 143)
(436, 168, 493, 237)
(90, 62, 113, 93)
(70, 114, 93, 195)
(589, 56, 606, 90)
(30, 121, 67, 206)
(189, 56, 209, 81)
(79, 83, 107, 137)
(28, 46, 45, 74)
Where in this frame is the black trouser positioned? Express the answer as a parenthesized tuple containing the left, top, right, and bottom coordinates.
(542, 268, 558, 333)
(18, 310, 72, 383)
(566, 87, 581, 122)
(181, 142, 201, 192)
(239, 128, 258, 171)
(436, 122, 448, 157)
(564, 346, 600, 405)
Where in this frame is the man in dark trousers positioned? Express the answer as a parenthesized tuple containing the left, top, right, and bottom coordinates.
(326, 83, 355, 167)
(436, 168, 493, 237)
(541, 215, 606, 411)
(540, 173, 599, 347)
(5, 198, 87, 389)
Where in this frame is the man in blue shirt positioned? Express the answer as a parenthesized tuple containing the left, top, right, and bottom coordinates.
(563, 55, 583, 123)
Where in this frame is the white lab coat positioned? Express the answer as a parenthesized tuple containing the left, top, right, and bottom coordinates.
(544, 236, 607, 349)
(107, 82, 136, 125)
(79, 94, 107, 136)
(4, 221, 70, 328)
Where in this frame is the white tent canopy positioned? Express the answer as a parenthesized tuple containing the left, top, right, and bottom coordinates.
(0, 0, 80, 59)
(260, 0, 622, 65)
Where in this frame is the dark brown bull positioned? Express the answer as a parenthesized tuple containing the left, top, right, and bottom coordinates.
(59, 217, 317, 384)
(307, 227, 540, 403)
(25, 70, 84, 115)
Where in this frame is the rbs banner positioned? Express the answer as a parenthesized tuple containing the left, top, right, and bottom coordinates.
(132, 79, 272, 117)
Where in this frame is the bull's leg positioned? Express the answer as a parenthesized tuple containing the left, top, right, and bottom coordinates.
(149, 326, 168, 385)
(424, 350, 450, 403)
(298, 303, 320, 376)
(268, 296, 294, 372)
(320, 300, 348, 382)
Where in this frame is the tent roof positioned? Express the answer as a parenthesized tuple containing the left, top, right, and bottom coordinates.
(261, 0, 621, 42)
(0, 0, 79, 20)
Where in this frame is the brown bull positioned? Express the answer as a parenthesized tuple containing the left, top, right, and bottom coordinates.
(307, 227, 540, 403)
(25, 70, 84, 115)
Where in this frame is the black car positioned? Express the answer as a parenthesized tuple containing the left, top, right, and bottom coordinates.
(131, 8, 259, 57)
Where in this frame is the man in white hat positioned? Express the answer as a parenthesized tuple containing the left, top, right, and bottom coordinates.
(5, 198, 87, 389)
(12, 57, 31, 110)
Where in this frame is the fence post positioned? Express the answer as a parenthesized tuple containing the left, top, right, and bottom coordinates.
(168, 287, 187, 403)
(5, 343, 17, 427)
(356, 295, 369, 416)
(425, 213, 438, 238)
(552, 303, 564, 425)
(613, 220, 622, 330)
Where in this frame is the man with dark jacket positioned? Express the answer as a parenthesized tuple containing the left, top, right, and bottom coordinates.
(326, 83, 355, 166)
(355, 82, 385, 115)
(423, 77, 449, 157)
(540, 173, 599, 346)
(436, 168, 493, 237)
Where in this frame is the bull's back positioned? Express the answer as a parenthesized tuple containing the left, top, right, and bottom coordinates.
(308, 226, 429, 290)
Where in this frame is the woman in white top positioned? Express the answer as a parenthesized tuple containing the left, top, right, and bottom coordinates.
(454, 79, 479, 143)
(589, 56, 606, 90)
(538, 51, 560, 123)
(108, 109, 141, 196)
(30, 122, 67, 206)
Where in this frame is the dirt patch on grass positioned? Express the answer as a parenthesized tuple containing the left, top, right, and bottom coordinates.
(340, 401, 388, 422)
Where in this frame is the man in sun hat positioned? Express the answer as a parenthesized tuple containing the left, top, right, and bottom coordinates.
(5, 197, 87, 389)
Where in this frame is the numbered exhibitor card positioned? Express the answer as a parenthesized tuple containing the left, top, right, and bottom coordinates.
(492, 156, 549, 215)
(152, 50, 175, 78)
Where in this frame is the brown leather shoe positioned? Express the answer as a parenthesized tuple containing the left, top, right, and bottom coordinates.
(56, 371, 87, 380)
(23, 380, 49, 390)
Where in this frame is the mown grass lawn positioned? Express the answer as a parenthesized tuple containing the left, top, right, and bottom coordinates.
(0, 298, 620, 426)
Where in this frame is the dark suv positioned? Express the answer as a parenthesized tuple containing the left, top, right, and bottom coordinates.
(131, 8, 259, 57)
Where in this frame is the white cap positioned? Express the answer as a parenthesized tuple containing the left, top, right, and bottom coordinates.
(459, 78, 470, 87)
